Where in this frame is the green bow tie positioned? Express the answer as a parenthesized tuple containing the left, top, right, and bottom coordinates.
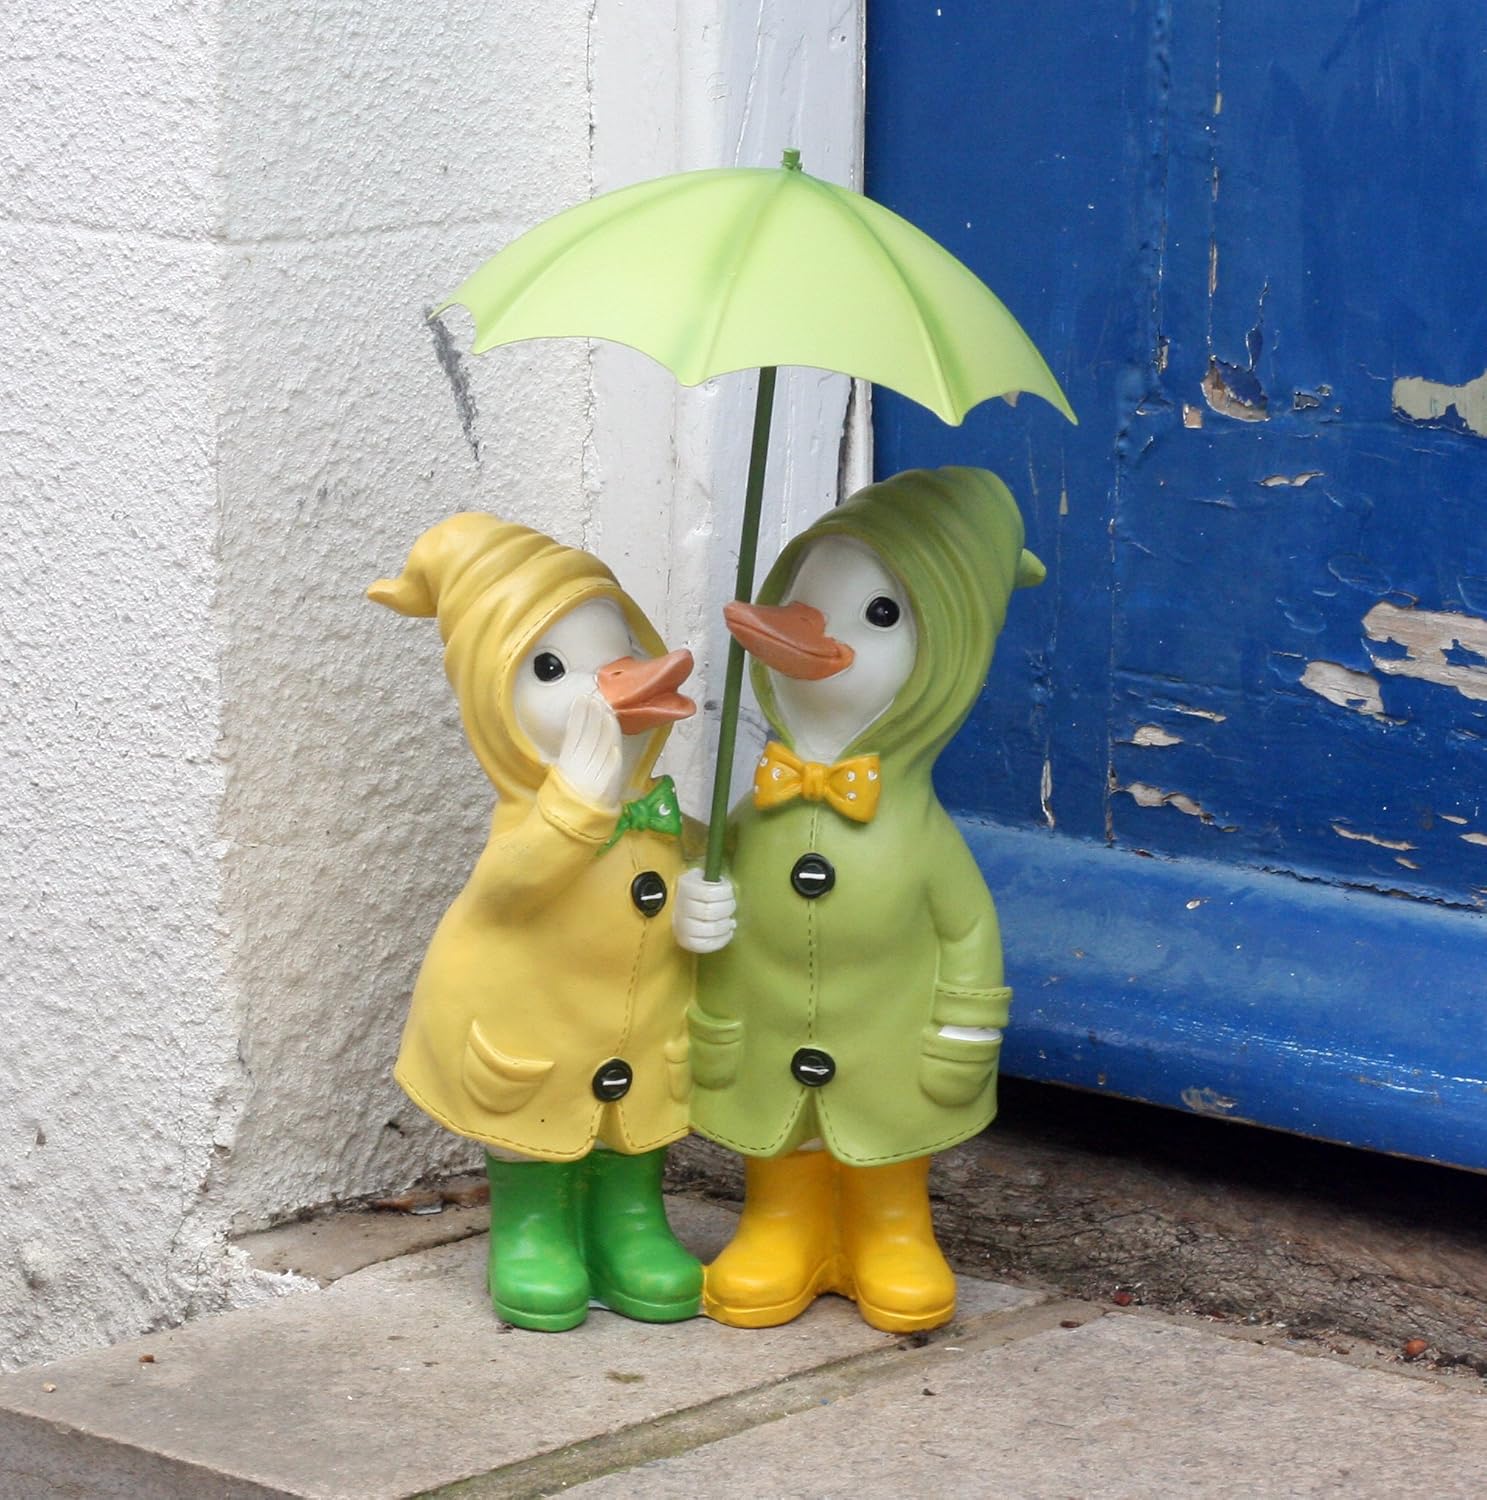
(599, 775, 683, 855)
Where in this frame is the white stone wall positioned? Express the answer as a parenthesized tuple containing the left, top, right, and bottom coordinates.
(0, 0, 864, 1369)
(211, 0, 599, 1233)
(1, 0, 253, 1371)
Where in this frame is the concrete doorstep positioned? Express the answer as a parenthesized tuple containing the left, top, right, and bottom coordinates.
(1, 1198, 1484, 1500)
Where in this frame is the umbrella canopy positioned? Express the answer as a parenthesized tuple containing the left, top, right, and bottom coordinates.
(439, 152, 1074, 426)
(437, 150, 1074, 878)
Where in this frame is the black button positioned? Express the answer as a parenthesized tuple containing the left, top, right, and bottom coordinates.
(630, 870, 668, 918)
(790, 1047, 836, 1087)
(592, 1059, 633, 1101)
(789, 853, 835, 899)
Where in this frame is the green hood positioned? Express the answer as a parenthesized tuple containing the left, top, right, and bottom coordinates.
(752, 467, 1044, 773)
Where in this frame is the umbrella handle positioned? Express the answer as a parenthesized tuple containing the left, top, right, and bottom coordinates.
(703, 365, 778, 882)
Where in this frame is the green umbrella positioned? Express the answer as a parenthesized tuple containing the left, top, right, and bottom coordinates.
(438, 149, 1075, 879)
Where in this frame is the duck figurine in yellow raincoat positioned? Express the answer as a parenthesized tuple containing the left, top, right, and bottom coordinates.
(370, 512, 729, 1331)
(682, 468, 1043, 1334)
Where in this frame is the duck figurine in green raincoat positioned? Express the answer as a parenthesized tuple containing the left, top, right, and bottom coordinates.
(370, 513, 725, 1332)
(680, 466, 1043, 1334)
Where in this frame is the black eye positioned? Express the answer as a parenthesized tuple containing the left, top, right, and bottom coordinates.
(865, 596, 901, 628)
(531, 651, 566, 682)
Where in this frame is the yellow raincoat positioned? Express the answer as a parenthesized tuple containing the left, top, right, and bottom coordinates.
(370, 515, 692, 1161)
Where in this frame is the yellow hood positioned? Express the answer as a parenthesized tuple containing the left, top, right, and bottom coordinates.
(369, 513, 669, 800)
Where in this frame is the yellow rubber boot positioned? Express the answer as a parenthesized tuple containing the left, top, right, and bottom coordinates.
(703, 1149, 847, 1327)
(837, 1156, 956, 1334)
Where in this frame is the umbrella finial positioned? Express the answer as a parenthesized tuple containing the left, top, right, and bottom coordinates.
(781, 147, 802, 172)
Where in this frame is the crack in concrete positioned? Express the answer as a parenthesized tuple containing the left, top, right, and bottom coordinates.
(426, 310, 481, 464)
(424, 1297, 1085, 1499)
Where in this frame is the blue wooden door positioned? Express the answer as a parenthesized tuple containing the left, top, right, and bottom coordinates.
(867, 0, 1487, 1166)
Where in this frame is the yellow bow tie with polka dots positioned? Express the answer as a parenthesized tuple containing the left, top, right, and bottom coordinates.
(752, 741, 882, 823)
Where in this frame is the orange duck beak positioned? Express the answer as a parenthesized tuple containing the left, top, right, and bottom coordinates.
(597, 649, 697, 734)
(722, 601, 855, 681)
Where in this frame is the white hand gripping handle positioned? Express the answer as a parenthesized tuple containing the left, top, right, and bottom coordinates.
(673, 868, 737, 954)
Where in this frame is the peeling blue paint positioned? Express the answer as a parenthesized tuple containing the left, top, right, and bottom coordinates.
(870, 0, 1487, 904)
(1444, 641, 1487, 670)
(869, 0, 1487, 1162)
(1326, 555, 1393, 594)
(968, 824, 1487, 1170)
(1392, 369, 1487, 441)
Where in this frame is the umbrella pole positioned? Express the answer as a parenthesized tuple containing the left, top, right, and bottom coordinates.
(703, 365, 778, 882)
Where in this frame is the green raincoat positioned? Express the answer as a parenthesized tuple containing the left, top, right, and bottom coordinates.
(688, 468, 1043, 1167)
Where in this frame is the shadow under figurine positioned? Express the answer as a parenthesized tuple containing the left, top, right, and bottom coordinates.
(369, 512, 706, 1332)
(687, 467, 1044, 1334)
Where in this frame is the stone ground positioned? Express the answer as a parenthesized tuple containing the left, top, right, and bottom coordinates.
(2, 1083, 1484, 1498)
(672, 1078, 1487, 1376)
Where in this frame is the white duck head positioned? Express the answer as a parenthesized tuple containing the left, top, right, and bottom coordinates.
(513, 597, 695, 791)
(724, 468, 1046, 780)
(368, 512, 694, 803)
(723, 535, 917, 764)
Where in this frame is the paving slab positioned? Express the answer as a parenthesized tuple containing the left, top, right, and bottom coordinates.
(236, 1202, 489, 1284)
(0, 1197, 1037, 1500)
(567, 1311, 1487, 1499)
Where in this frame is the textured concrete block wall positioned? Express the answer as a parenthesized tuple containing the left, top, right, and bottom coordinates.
(2, 0, 255, 1371)
(1, 0, 598, 1370)
(211, 0, 597, 1234)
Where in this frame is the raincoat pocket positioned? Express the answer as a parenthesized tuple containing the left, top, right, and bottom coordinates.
(663, 1031, 692, 1103)
(686, 1006, 743, 1091)
(462, 1021, 554, 1115)
(917, 1025, 1001, 1109)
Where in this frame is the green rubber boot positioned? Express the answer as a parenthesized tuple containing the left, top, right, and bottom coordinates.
(484, 1153, 590, 1332)
(581, 1148, 702, 1323)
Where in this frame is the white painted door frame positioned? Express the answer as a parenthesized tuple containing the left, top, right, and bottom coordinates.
(586, 0, 871, 806)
